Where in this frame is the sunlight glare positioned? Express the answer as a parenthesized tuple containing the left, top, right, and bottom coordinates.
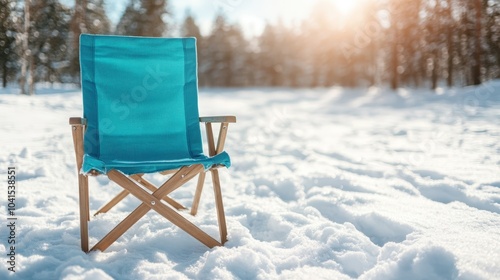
(332, 0, 358, 15)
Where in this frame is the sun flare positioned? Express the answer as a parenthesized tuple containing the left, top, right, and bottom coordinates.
(332, 0, 358, 15)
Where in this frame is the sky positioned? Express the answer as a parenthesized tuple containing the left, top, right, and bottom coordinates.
(61, 0, 321, 37)
(168, 0, 316, 36)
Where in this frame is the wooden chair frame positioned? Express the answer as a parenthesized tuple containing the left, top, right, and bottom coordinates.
(69, 116, 236, 252)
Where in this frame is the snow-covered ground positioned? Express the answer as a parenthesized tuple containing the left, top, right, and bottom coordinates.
(1, 82, 499, 279)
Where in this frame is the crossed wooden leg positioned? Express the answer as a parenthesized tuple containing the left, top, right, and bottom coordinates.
(90, 165, 225, 252)
(94, 173, 186, 216)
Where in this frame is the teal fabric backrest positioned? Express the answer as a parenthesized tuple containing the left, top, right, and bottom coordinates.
(80, 34, 204, 163)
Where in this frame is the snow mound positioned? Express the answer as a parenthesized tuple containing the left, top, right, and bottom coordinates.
(360, 243, 459, 280)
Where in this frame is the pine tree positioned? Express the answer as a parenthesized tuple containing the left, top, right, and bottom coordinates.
(226, 24, 247, 86)
(180, 12, 206, 84)
(471, 0, 483, 85)
(361, 0, 384, 87)
(84, 0, 110, 34)
(483, 0, 499, 79)
(387, 0, 424, 89)
(444, 0, 456, 87)
(302, 0, 336, 87)
(0, 0, 17, 87)
(138, 0, 167, 37)
(280, 27, 304, 87)
(424, 0, 444, 90)
(29, 0, 71, 84)
(19, 0, 31, 95)
(181, 12, 201, 39)
(115, 0, 141, 36)
(455, 0, 485, 85)
(259, 23, 290, 86)
(116, 0, 168, 37)
(205, 14, 232, 86)
(69, 0, 111, 81)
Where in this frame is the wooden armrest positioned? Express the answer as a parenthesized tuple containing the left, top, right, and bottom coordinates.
(201, 116, 235, 156)
(69, 117, 87, 125)
(199, 116, 236, 123)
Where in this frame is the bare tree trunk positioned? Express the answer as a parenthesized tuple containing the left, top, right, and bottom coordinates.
(77, 0, 87, 43)
(447, 39, 454, 87)
(19, 0, 30, 95)
(472, 0, 482, 85)
(446, 0, 454, 87)
(71, 0, 87, 84)
(368, 40, 376, 87)
(390, 30, 399, 90)
(28, 55, 35, 95)
(2, 62, 7, 88)
(431, 55, 438, 90)
(389, 0, 399, 91)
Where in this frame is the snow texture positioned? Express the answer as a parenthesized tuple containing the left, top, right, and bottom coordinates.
(1, 81, 500, 279)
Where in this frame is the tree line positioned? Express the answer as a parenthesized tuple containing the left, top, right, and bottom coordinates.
(0, 0, 498, 94)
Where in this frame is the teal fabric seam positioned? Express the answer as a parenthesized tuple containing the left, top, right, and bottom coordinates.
(182, 39, 193, 158)
(91, 37, 100, 159)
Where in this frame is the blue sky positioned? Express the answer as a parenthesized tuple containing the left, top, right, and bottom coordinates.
(62, 0, 317, 37)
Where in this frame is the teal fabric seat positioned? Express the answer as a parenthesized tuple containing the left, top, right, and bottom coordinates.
(79, 34, 230, 175)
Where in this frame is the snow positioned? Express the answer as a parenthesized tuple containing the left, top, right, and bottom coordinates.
(1, 82, 499, 279)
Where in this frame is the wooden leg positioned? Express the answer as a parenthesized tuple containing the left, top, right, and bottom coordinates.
(94, 190, 130, 216)
(191, 171, 206, 216)
(114, 171, 220, 248)
(130, 175, 186, 210)
(78, 174, 89, 252)
(216, 122, 229, 154)
(92, 203, 150, 252)
(92, 165, 218, 251)
(85, 176, 90, 222)
(205, 122, 216, 156)
(70, 121, 90, 251)
(211, 169, 227, 244)
(93, 173, 187, 217)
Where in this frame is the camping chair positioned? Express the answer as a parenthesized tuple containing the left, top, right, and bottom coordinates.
(69, 34, 236, 253)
